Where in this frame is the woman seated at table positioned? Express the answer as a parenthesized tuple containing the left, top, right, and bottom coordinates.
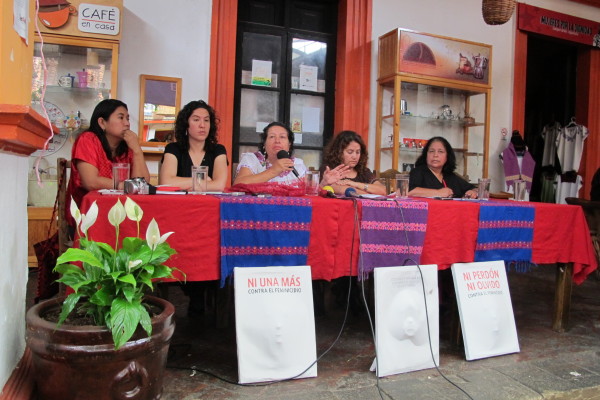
(320, 130, 386, 195)
(408, 136, 478, 198)
(159, 100, 228, 191)
(67, 99, 149, 216)
(234, 122, 309, 185)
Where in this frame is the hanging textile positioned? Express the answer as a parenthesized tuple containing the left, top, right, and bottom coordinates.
(475, 202, 535, 272)
(220, 196, 312, 286)
(541, 122, 561, 168)
(359, 199, 428, 279)
(501, 142, 535, 192)
(555, 121, 588, 204)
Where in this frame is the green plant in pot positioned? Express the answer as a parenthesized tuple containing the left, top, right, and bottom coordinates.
(26, 197, 180, 400)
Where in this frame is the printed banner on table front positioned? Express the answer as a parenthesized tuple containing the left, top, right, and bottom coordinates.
(234, 265, 317, 384)
(451, 261, 520, 361)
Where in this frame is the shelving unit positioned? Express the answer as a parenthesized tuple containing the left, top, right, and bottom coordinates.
(374, 28, 492, 182)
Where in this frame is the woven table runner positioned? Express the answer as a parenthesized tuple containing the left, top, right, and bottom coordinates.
(475, 201, 535, 271)
(359, 199, 429, 279)
(220, 196, 312, 285)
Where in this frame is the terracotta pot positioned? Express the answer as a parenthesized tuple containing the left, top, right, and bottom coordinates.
(26, 296, 175, 400)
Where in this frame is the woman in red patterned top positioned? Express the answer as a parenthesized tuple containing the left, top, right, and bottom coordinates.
(66, 99, 149, 223)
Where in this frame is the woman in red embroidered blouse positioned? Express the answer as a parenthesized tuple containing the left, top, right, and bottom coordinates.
(66, 99, 150, 219)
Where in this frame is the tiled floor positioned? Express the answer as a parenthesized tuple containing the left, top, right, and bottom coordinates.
(158, 266, 600, 399)
(26, 265, 600, 399)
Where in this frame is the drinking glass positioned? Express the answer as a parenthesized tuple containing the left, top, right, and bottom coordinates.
(395, 174, 410, 198)
(112, 163, 130, 190)
(304, 171, 320, 196)
(478, 178, 491, 200)
(514, 180, 527, 201)
(192, 166, 208, 192)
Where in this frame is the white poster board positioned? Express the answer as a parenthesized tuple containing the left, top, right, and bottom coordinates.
(451, 261, 520, 361)
(234, 266, 317, 383)
(372, 264, 439, 377)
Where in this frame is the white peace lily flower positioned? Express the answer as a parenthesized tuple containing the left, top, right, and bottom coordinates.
(146, 218, 174, 251)
(107, 199, 126, 227)
(70, 196, 82, 227)
(124, 197, 143, 222)
(128, 259, 143, 272)
(80, 201, 98, 236)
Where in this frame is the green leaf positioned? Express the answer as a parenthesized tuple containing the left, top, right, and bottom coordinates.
(56, 293, 82, 327)
(110, 298, 142, 349)
(139, 306, 152, 336)
(57, 248, 103, 269)
(118, 273, 137, 287)
(121, 285, 135, 303)
(122, 237, 143, 253)
(69, 279, 93, 293)
(90, 288, 113, 306)
(152, 264, 174, 279)
(95, 242, 115, 256)
(54, 263, 85, 276)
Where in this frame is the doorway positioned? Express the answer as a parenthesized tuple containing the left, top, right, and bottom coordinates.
(524, 34, 578, 201)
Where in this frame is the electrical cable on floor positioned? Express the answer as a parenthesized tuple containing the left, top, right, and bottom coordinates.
(398, 202, 473, 400)
(167, 199, 360, 387)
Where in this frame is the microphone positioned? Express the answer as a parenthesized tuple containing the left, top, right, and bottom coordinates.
(322, 185, 336, 198)
(276, 150, 300, 178)
(344, 187, 361, 198)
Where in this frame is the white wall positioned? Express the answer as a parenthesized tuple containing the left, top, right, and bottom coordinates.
(0, 153, 29, 390)
(119, 0, 213, 174)
(371, 0, 600, 191)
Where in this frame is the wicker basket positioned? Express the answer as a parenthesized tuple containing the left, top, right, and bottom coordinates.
(482, 0, 516, 25)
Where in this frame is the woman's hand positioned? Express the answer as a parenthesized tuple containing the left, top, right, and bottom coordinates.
(272, 157, 295, 175)
(463, 189, 478, 199)
(437, 187, 454, 198)
(122, 130, 142, 153)
(321, 164, 350, 186)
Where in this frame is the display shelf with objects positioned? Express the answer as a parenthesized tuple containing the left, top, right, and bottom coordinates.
(28, 0, 122, 210)
(375, 28, 491, 181)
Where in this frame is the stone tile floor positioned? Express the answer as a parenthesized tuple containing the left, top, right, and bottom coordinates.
(158, 266, 600, 400)
(26, 265, 600, 399)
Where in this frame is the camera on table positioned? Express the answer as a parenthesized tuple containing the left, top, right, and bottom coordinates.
(124, 177, 150, 195)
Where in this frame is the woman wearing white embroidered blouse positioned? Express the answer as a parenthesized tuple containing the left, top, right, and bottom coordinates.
(234, 122, 307, 184)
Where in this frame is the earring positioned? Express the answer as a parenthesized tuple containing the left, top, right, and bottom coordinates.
(186, 130, 189, 136)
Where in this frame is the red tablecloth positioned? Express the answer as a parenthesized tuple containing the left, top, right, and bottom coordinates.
(80, 193, 597, 284)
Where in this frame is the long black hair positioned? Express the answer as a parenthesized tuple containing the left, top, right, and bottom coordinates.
(415, 136, 457, 174)
(258, 122, 295, 156)
(174, 100, 219, 152)
(88, 99, 129, 161)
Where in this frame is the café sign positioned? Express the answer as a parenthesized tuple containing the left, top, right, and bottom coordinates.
(78, 3, 120, 36)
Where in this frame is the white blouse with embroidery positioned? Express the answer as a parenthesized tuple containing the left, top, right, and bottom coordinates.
(236, 152, 307, 184)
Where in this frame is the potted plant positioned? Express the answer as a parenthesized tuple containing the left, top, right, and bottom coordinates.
(26, 197, 179, 400)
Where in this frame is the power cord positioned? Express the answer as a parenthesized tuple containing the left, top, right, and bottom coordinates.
(397, 200, 474, 400)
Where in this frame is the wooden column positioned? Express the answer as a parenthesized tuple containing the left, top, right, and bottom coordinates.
(209, 0, 238, 186)
(335, 0, 372, 144)
(576, 49, 600, 199)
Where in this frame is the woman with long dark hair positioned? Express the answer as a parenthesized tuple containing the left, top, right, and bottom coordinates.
(159, 100, 228, 191)
(67, 99, 149, 214)
(320, 130, 386, 195)
(408, 136, 477, 198)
